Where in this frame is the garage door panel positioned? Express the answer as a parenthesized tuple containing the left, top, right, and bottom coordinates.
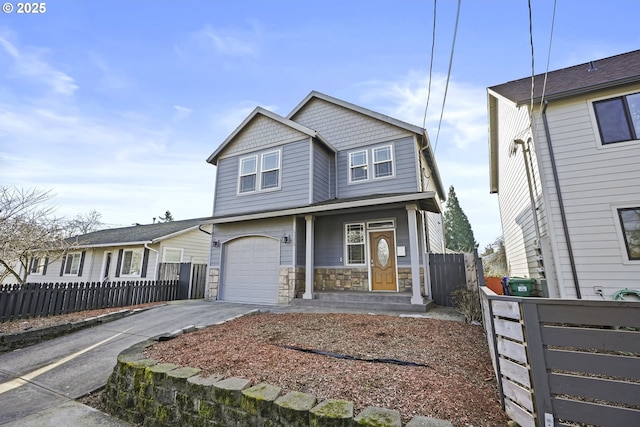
(222, 237, 280, 304)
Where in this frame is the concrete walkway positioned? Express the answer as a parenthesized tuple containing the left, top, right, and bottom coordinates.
(0, 301, 463, 426)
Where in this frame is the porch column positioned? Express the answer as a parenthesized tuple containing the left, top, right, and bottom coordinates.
(303, 215, 315, 299)
(406, 204, 424, 305)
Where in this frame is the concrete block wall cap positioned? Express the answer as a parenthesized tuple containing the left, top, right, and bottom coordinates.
(274, 390, 317, 411)
(310, 399, 354, 419)
(405, 416, 454, 427)
(354, 406, 402, 427)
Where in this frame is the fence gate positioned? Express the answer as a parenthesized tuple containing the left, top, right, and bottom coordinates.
(429, 253, 466, 307)
(189, 264, 206, 299)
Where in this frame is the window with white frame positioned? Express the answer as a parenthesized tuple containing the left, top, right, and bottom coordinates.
(345, 223, 366, 265)
(64, 253, 82, 275)
(349, 150, 368, 182)
(163, 248, 183, 263)
(30, 257, 47, 275)
(261, 150, 280, 189)
(373, 145, 393, 178)
(239, 156, 257, 193)
(121, 249, 143, 276)
(593, 92, 640, 144)
(618, 207, 640, 260)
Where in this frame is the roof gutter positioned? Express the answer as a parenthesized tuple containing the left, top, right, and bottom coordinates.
(542, 101, 582, 299)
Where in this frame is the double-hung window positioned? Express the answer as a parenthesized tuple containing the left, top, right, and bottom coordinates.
(618, 207, 640, 260)
(64, 253, 82, 276)
(30, 257, 47, 275)
(345, 223, 366, 265)
(121, 249, 143, 276)
(373, 146, 393, 178)
(261, 151, 280, 189)
(239, 156, 257, 193)
(163, 248, 183, 263)
(349, 150, 368, 182)
(593, 92, 640, 144)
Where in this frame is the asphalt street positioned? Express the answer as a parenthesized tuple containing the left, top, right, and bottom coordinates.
(0, 300, 272, 426)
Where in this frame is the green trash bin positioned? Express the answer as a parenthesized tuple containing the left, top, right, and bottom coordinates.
(508, 277, 536, 296)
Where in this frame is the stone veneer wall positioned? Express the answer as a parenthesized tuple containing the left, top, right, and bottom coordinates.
(102, 326, 452, 427)
(314, 267, 425, 295)
(278, 267, 305, 304)
(206, 267, 219, 301)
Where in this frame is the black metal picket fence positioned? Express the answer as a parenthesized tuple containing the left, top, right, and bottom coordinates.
(0, 280, 179, 323)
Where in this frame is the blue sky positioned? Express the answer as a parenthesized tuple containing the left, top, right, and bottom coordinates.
(1, 1, 639, 248)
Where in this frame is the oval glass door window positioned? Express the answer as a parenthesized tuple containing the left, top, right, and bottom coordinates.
(377, 238, 390, 267)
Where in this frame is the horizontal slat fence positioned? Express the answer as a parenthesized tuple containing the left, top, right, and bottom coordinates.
(0, 280, 178, 323)
(480, 287, 640, 427)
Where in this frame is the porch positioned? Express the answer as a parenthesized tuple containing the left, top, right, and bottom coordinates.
(291, 291, 435, 312)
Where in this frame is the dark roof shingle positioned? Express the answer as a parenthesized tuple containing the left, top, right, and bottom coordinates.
(489, 49, 640, 105)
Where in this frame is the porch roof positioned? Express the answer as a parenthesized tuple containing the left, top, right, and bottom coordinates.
(205, 192, 440, 225)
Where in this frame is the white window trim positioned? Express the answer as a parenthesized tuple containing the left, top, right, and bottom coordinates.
(611, 204, 640, 264)
(101, 251, 112, 281)
(63, 252, 82, 276)
(238, 155, 258, 194)
(120, 248, 144, 277)
(348, 150, 369, 183)
(589, 90, 640, 150)
(260, 149, 282, 191)
(344, 222, 367, 266)
(31, 257, 46, 275)
(372, 145, 395, 179)
(163, 247, 184, 263)
(347, 144, 396, 184)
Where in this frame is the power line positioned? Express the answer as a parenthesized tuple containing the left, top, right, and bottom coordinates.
(528, 0, 535, 124)
(539, 0, 557, 109)
(422, 0, 437, 130)
(433, 0, 462, 154)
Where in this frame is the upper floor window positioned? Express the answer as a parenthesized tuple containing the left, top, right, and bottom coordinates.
(349, 150, 368, 182)
(618, 207, 640, 260)
(30, 257, 47, 275)
(239, 156, 257, 193)
(238, 150, 281, 194)
(373, 146, 394, 178)
(593, 93, 640, 144)
(121, 249, 143, 276)
(261, 151, 280, 189)
(348, 144, 394, 184)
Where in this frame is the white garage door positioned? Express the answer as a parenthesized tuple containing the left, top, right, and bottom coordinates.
(221, 236, 280, 304)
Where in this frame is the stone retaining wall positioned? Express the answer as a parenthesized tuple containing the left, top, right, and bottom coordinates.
(102, 331, 452, 427)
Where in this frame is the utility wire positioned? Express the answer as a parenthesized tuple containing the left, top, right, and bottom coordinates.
(539, 0, 557, 109)
(528, 0, 535, 124)
(422, 0, 437, 130)
(433, 0, 461, 154)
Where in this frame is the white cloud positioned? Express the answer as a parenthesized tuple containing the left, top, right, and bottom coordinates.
(200, 25, 257, 56)
(173, 105, 193, 121)
(0, 35, 78, 96)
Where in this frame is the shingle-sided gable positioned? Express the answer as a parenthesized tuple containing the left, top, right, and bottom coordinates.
(214, 114, 310, 161)
(290, 97, 413, 150)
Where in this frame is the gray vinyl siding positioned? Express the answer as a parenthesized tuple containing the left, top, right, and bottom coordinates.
(290, 97, 412, 151)
(295, 217, 306, 267)
(313, 208, 413, 267)
(531, 84, 640, 299)
(213, 139, 311, 217)
(337, 137, 418, 199)
(312, 142, 334, 203)
(210, 217, 295, 267)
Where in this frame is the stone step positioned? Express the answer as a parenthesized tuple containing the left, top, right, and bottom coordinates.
(313, 291, 413, 304)
(291, 293, 434, 313)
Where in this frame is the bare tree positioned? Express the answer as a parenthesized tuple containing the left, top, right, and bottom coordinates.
(65, 209, 103, 237)
(0, 186, 74, 284)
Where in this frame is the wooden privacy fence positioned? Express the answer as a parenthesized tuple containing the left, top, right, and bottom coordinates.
(0, 280, 179, 323)
(480, 287, 640, 427)
(429, 253, 466, 306)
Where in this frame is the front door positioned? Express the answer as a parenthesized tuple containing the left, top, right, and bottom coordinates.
(370, 230, 397, 291)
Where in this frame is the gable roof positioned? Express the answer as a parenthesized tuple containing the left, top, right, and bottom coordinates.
(489, 49, 640, 106)
(206, 107, 335, 165)
(287, 91, 426, 135)
(68, 218, 210, 248)
(288, 91, 446, 200)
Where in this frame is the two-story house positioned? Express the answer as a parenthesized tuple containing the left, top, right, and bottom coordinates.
(205, 91, 446, 309)
(488, 49, 640, 300)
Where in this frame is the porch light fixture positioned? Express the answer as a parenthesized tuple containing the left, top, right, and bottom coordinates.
(212, 239, 220, 247)
(281, 234, 290, 244)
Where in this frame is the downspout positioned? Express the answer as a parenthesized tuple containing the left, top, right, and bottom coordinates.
(513, 138, 542, 246)
(144, 243, 159, 281)
(541, 101, 582, 299)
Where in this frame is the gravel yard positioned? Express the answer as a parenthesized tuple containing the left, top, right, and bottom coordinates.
(145, 312, 509, 426)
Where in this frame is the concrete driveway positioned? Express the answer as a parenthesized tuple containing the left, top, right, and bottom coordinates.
(0, 301, 271, 426)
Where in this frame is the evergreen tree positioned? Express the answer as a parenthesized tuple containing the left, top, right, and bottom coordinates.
(443, 186, 477, 252)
